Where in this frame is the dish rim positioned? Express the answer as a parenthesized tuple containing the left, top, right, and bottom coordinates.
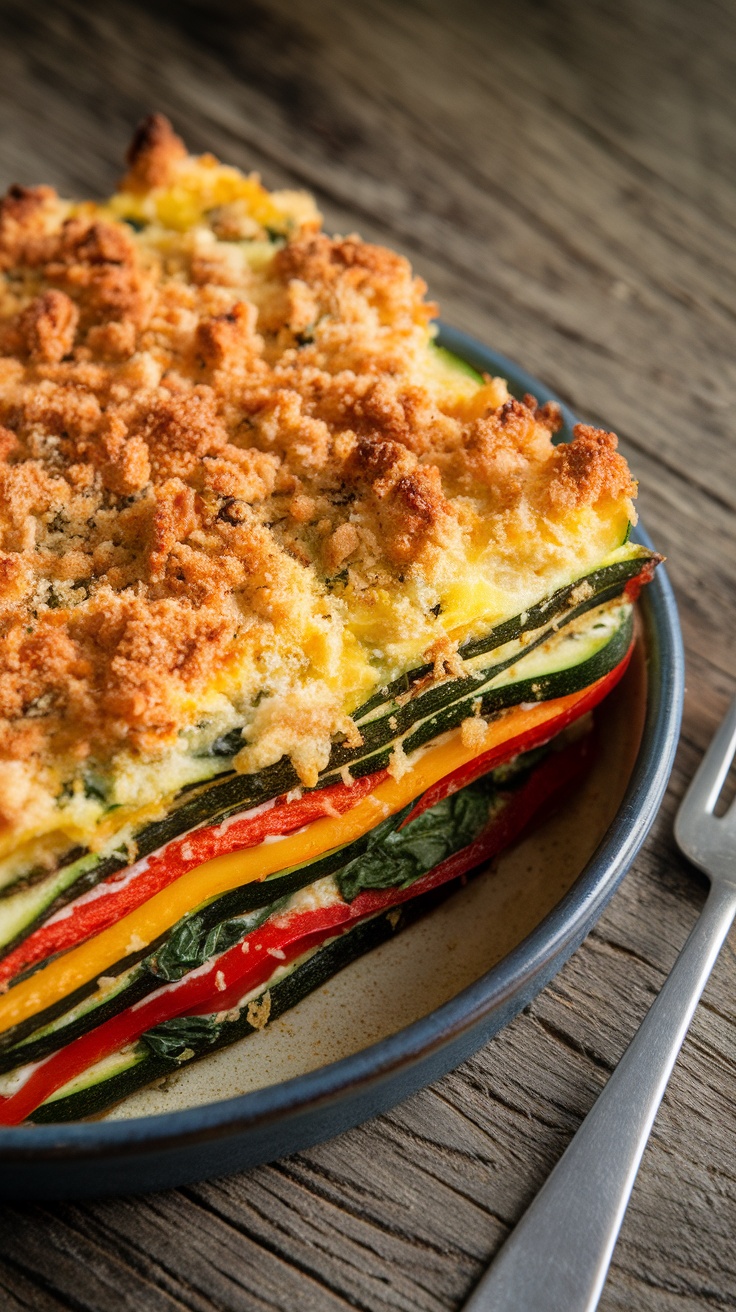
(0, 325, 684, 1163)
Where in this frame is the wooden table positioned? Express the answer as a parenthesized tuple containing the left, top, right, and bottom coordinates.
(0, 1, 734, 1307)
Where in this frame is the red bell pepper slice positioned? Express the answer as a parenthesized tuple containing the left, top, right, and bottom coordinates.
(0, 770, 388, 991)
(0, 636, 633, 992)
(623, 555, 660, 603)
(0, 731, 590, 1125)
(402, 641, 632, 825)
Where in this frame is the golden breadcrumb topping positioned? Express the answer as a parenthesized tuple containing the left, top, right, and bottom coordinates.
(0, 115, 636, 847)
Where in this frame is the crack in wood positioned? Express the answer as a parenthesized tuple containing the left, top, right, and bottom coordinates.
(179, 1183, 374, 1312)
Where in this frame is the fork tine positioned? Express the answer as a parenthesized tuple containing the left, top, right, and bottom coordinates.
(675, 697, 736, 850)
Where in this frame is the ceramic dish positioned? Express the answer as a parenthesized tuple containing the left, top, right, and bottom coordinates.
(0, 328, 684, 1200)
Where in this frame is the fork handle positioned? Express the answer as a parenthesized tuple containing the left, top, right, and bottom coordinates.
(463, 878, 736, 1312)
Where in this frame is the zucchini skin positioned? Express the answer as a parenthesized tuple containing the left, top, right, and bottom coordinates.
(0, 563, 648, 955)
(319, 604, 634, 784)
(0, 825, 403, 1061)
(29, 893, 446, 1124)
(322, 586, 629, 771)
(0, 969, 151, 1071)
(429, 342, 484, 384)
(354, 552, 649, 720)
(0, 605, 632, 1060)
(0, 820, 410, 1061)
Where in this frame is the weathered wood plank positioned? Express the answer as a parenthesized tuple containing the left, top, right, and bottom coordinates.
(0, 1, 733, 1309)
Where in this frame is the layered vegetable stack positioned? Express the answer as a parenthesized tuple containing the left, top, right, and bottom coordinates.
(0, 117, 659, 1122)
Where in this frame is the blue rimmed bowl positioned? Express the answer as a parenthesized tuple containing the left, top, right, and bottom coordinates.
(0, 329, 684, 1200)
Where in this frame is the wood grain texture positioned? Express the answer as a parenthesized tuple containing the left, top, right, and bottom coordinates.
(0, 0, 734, 1307)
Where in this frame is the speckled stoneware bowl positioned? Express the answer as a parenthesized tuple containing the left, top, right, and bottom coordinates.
(0, 329, 684, 1200)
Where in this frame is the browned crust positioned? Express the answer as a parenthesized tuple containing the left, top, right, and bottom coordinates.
(0, 119, 637, 802)
(121, 113, 187, 193)
(544, 424, 635, 511)
(18, 290, 79, 363)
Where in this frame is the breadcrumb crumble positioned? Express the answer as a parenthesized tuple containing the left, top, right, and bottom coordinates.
(0, 115, 637, 847)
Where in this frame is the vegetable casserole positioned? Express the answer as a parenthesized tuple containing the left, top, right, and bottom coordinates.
(0, 116, 659, 1121)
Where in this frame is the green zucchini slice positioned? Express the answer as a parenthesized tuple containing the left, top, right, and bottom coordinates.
(29, 891, 451, 1124)
(0, 594, 630, 1064)
(0, 755, 509, 1064)
(16, 589, 632, 1119)
(0, 585, 638, 962)
(428, 341, 484, 385)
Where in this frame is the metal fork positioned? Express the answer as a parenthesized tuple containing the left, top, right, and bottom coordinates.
(462, 696, 736, 1312)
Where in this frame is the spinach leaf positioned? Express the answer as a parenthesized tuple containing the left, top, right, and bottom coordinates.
(145, 749, 544, 985)
(336, 777, 494, 903)
(149, 903, 279, 982)
(141, 1014, 221, 1060)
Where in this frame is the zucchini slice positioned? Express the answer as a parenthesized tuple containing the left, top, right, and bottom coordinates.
(0, 734, 561, 1067)
(0, 752, 510, 1063)
(428, 341, 484, 387)
(0, 594, 627, 1064)
(14, 634, 616, 1121)
(29, 890, 451, 1124)
(0, 586, 638, 963)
